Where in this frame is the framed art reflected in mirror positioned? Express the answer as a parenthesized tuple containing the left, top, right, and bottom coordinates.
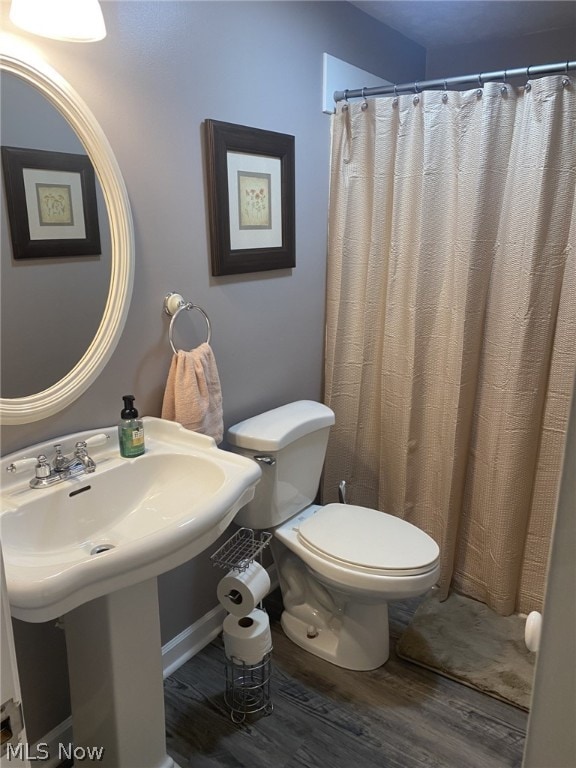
(2, 145, 101, 259)
(205, 120, 295, 276)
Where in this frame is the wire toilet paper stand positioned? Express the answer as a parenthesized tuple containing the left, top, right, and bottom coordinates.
(211, 528, 273, 722)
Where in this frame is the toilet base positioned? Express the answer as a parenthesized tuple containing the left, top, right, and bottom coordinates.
(280, 600, 390, 671)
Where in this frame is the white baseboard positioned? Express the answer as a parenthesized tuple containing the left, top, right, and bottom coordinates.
(161, 603, 227, 679)
(162, 564, 278, 679)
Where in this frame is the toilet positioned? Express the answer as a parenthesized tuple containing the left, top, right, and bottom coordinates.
(227, 400, 440, 671)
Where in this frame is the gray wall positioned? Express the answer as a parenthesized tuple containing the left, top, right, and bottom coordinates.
(0, 0, 425, 743)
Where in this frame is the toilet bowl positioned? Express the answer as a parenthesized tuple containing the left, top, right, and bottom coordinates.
(227, 400, 440, 671)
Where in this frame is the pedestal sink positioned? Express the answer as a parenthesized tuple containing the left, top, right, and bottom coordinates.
(0, 417, 261, 767)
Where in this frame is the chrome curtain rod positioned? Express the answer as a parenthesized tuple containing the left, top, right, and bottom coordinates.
(333, 60, 576, 102)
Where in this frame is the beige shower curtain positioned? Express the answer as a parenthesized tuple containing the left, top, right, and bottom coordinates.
(323, 76, 576, 615)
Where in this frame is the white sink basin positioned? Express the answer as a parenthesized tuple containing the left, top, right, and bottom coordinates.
(0, 417, 261, 622)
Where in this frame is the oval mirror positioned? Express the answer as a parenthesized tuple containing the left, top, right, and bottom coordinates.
(0, 34, 134, 424)
(1, 71, 112, 398)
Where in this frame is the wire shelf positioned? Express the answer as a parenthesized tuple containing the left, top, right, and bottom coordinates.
(214, 527, 275, 721)
(211, 527, 272, 572)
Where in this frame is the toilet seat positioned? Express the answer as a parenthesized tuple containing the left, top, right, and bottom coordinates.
(297, 503, 439, 577)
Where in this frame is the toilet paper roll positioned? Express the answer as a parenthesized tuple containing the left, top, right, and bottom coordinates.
(525, 610, 542, 652)
(223, 608, 273, 665)
(217, 561, 271, 617)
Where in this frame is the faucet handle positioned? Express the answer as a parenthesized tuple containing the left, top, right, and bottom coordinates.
(74, 441, 88, 457)
(74, 441, 96, 472)
(52, 444, 71, 471)
(35, 455, 52, 480)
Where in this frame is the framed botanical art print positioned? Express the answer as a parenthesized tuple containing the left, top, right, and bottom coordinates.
(205, 120, 295, 275)
(1, 146, 101, 259)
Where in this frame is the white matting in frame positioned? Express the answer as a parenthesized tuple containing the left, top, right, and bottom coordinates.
(23, 167, 86, 240)
(227, 151, 282, 251)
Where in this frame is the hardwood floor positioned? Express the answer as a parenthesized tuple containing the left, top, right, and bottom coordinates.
(164, 593, 527, 768)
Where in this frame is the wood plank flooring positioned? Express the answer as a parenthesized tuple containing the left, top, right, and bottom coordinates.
(164, 593, 527, 768)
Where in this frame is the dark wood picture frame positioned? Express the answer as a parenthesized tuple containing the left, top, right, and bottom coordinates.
(205, 120, 295, 275)
(1, 146, 101, 260)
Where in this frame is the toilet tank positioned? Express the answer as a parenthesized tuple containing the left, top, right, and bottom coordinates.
(227, 401, 335, 529)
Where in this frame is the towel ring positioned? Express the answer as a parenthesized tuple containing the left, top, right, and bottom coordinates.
(164, 292, 212, 354)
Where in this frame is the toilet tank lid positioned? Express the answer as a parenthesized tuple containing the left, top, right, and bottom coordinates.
(227, 400, 335, 451)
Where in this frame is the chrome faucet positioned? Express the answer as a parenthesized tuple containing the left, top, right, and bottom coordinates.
(29, 441, 96, 489)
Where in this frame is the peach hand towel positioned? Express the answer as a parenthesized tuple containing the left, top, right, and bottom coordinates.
(161, 343, 223, 443)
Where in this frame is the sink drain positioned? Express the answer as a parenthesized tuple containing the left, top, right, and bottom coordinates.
(90, 544, 115, 555)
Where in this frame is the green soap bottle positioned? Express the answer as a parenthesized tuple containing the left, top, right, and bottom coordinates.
(118, 395, 145, 458)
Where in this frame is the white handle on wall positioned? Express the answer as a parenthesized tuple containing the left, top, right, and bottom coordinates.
(525, 611, 542, 652)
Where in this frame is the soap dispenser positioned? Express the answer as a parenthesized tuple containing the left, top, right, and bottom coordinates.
(118, 395, 145, 458)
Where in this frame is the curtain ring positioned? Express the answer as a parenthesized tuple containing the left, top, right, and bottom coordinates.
(475, 73, 483, 98)
(525, 65, 532, 92)
(413, 81, 421, 105)
(501, 70, 508, 95)
(442, 80, 448, 102)
(361, 87, 368, 111)
(563, 61, 572, 88)
(342, 89, 349, 111)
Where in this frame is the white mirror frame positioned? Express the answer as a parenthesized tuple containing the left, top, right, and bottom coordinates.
(0, 34, 134, 424)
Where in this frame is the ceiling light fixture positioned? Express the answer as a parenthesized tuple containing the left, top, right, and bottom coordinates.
(9, 0, 106, 43)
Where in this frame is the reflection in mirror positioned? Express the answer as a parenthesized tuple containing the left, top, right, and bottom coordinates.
(1, 72, 112, 398)
(0, 35, 134, 424)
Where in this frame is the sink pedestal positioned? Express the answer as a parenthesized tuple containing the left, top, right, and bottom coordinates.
(64, 578, 179, 768)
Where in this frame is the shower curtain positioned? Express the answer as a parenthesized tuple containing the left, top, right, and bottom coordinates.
(323, 76, 576, 615)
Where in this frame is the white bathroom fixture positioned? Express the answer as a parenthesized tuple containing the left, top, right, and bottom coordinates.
(1, 418, 261, 768)
(1, 417, 260, 621)
(227, 400, 440, 671)
(525, 611, 542, 652)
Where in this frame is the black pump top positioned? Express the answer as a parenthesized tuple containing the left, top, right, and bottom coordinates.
(121, 395, 139, 420)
